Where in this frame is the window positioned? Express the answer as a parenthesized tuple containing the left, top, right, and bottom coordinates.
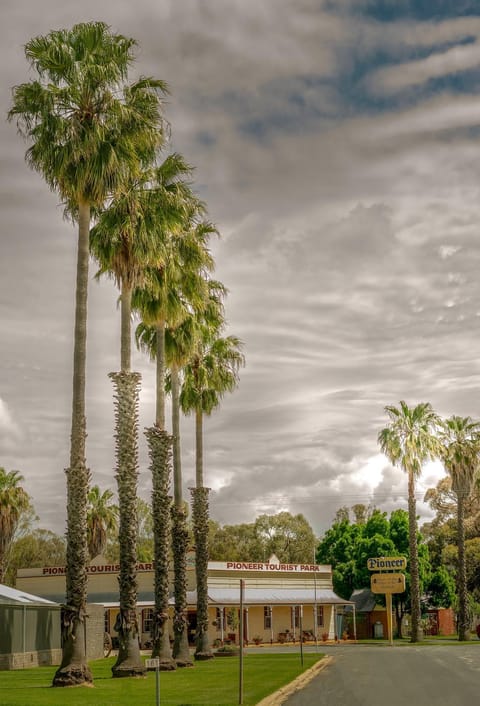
(142, 608, 153, 634)
(316, 606, 324, 627)
(104, 610, 110, 634)
(264, 606, 272, 629)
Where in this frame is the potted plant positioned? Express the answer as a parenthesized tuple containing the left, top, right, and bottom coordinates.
(252, 635, 262, 645)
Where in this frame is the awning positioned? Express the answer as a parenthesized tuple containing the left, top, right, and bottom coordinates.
(207, 587, 353, 606)
(0, 583, 59, 606)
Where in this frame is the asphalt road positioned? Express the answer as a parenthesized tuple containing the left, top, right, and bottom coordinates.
(282, 643, 480, 706)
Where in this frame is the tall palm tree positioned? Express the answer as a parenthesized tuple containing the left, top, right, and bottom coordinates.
(165, 319, 198, 667)
(181, 327, 244, 659)
(9, 22, 165, 685)
(135, 214, 215, 668)
(86, 485, 118, 561)
(0, 468, 31, 584)
(378, 401, 439, 643)
(90, 164, 188, 676)
(131, 166, 206, 669)
(437, 416, 480, 641)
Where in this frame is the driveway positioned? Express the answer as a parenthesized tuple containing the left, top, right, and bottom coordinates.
(282, 643, 480, 706)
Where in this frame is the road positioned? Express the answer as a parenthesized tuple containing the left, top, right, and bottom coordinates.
(282, 643, 480, 706)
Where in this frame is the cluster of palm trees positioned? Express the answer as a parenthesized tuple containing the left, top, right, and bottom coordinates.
(379, 401, 480, 643)
(9, 22, 244, 685)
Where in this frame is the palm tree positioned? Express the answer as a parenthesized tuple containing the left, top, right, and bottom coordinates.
(181, 327, 244, 659)
(0, 468, 31, 584)
(135, 213, 215, 668)
(86, 486, 118, 561)
(378, 401, 439, 642)
(437, 416, 480, 641)
(131, 163, 206, 669)
(90, 164, 188, 676)
(90, 163, 183, 675)
(9, 22, 165, 685)
(165, 320, 198, 667)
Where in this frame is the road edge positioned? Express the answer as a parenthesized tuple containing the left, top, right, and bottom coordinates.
(255, 655, 334, 706)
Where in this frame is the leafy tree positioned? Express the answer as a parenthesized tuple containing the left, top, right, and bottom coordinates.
(208, 512, 317, 565)
(437, 416, 480, 640)
(6, 529, 66, 585)
(9, 21, 165, 685)
(104, 498, 158, 563)
(317, 507, 435, 637)
(378, 400, 439, 642)
(426, 566, 456, 608)
(208, 521, 263, 561)
(0, 468, 32, 584)
(255, 512, 317, 564)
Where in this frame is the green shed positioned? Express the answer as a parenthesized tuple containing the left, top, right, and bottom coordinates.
(0, 584, 61, 669)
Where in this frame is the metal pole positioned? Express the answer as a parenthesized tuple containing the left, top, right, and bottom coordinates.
(313, 562, 318, 648)
(386, 593, 393, 646)
(299, 606, 304, 667)
(239, 580, 244, 705)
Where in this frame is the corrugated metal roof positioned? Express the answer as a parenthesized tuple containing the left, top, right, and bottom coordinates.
(207, 587, 353, 605)
(0, 584, 59, 606)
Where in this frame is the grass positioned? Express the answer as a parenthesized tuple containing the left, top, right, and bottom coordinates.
(0, 653, 323, 706)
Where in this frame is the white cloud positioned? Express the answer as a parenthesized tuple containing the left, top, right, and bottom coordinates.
(367, 41, 480, 95)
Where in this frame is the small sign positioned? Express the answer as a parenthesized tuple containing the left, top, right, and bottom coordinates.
(145, 658, 160, 670)
(371, 573, 406, 594)
(367, 556, 407, 571)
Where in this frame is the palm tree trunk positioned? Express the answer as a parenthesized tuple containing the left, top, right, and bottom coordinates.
(146, 425, 176, 668)
(53, 200, 92, 687)
(120, 283, 132, 373)
(155, 321, 166, 429)
(144, 320, 176, 668)
(195, 407, 203, 488)
(171, 365, 193, 667)
(408, 469, 421, 643)
(111, 371, 145, 677)
(457, 492, 469, 641)
(191, 486, 213, 660)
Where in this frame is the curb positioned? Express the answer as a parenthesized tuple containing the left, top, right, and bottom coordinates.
(255, 655, 333, 706)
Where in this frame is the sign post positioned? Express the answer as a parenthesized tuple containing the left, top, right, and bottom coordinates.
(239, 579, 245, 705)
(368, 558, 407, 646)
(145, 658, 160, 706)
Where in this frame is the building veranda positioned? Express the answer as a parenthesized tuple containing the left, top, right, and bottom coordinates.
(16, 554, 355, 649)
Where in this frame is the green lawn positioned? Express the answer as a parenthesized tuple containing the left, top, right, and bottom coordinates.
(0, 653, 323, 706)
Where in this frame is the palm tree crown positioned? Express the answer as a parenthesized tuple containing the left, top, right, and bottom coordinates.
(378, 400, 440, 476)
(437, 416, 480, 495)
(86, 485, 118, 561)
(0, 468, 31, 584)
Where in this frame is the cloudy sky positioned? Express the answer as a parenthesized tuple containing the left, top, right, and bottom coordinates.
(2, 0, 480, 540)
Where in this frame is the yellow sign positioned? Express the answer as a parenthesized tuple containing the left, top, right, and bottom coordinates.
(367, 556, 407, 571)
(371, 573, 406, 594)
